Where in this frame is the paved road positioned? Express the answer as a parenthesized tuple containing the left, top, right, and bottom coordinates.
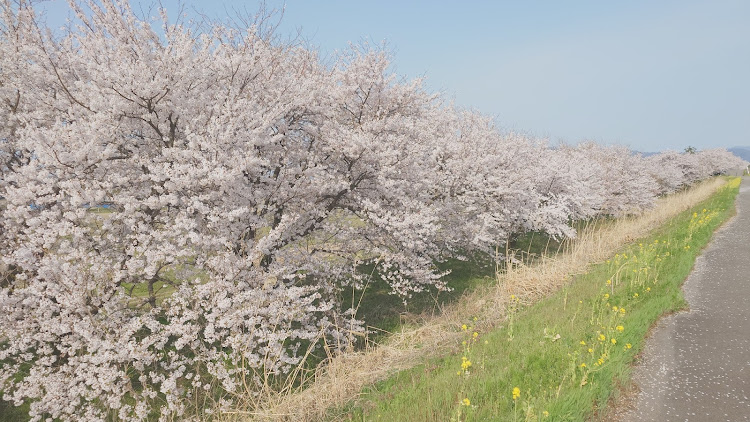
(622, 177, 750, 421)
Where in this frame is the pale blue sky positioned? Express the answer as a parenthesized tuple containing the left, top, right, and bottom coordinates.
(38, 0, 750, 151)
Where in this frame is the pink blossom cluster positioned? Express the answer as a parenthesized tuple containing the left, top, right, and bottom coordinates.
(0, 1, 746, 420)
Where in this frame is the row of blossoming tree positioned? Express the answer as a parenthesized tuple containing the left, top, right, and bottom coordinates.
(0, 1, 746, 420)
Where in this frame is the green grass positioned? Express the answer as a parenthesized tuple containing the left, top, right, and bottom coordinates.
(333, 178, 741, 421)
(342, 256, 495, 336)
(341, 228, 575, 342)
(0, 400, 30, 422)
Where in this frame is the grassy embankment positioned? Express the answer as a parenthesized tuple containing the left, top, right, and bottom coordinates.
(329, 178, 740, 421)
(0, 178, 736, 421)
(241, 178, 730, 420)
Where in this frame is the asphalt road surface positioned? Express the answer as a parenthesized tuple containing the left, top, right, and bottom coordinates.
(622, 177, 750, 421)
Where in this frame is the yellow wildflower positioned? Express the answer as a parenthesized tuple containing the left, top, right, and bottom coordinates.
(461, 324, 467, 331)
(626, 343, 632, 349)
(473, 332, 479, 339)
(616, 325, 624, 332)
(580, 340, 586, 345)
(462, 398, 471, 406)
(598, 334, 606, 342)
(580, 363, 586, 368)
(606, 279, 612, 285)
(588, 348, 594, 353)
(543, 411, 550, 417)
(512, 387, 521, 401)
(620, 308, 626, 315)
(634, 293, 639, 298)
(604, 293, 609, 299)
(611, 338, 617, 345)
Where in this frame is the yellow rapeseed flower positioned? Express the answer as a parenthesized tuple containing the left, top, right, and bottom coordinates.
(462, 398, 471, 406)
(598, 334, 606, 342)
(616, 325, 624, 332)
(620, 308, 626, 315)
(461, 324, 467, 331)
(512, 387, 521, 401)
(473, 332, 479, 338)
(611, 338, 617, 345)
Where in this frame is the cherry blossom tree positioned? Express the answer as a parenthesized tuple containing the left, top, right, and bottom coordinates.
(646, 148, 745, 195)
(0, 1, 746, 420)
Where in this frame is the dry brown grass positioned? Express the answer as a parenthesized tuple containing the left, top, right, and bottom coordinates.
(225, 178, 727, 422)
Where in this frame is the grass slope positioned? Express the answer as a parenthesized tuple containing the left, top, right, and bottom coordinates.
(342, 230, 563, 340)
(334, 178, 741, 421)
